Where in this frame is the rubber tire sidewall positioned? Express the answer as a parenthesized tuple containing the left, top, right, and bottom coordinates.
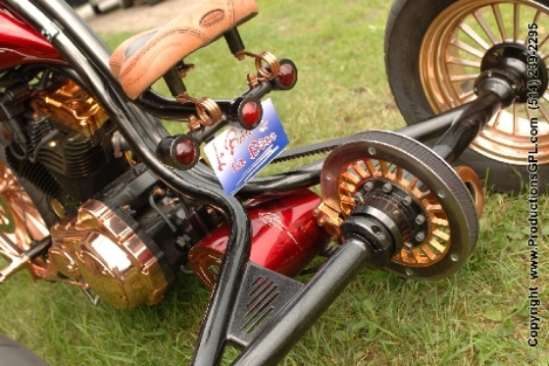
(384, 0, 549, 194)
(0, 336, 49, 366)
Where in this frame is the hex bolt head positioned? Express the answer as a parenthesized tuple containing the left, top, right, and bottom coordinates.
(402, 195, 413, 206)
(415, 215, 426, 225)
(354, 192, 365, 205)
(415, 232, 426, 242)
(382, 182, 393, 193)
(363, 181, 374, 192)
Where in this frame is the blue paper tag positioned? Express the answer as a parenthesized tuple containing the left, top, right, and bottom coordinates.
(204, 99, 290, 195)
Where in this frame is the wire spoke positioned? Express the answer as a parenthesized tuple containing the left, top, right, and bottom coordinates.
(513, 104, 520, 135)
(492, 4, 508, 42)
(525, 104, 534, 122)
(540, 103, 549, 122)
(446, 57, 481, 68)
(451, 74, 480, 82)
(472, 11, 498, 45)
(459, 89, 475, 101)
(450, 39, 485, 58)
(459, 23, 490, 50)
(540, 33, 549, 49)
(514, 4, 520, 42)
(525, 10, 542, 45)
(492, 110, 503, 129)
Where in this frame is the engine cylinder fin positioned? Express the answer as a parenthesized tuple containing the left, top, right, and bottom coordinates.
(5, 147, 61, 199)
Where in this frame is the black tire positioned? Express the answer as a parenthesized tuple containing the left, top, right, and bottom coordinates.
(119, 0, 133, 9)
(91, 4, 101, 14)
(0, 336, 49, 366)
(384, 0, 549, 194)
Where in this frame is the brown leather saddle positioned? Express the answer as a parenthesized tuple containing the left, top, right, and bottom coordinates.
(109, 0, 258, 99)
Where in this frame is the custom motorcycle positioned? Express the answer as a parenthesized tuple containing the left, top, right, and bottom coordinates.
(0, 0, 546, 364)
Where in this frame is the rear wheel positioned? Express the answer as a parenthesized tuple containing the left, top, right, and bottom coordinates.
(385, 0, 549, 193)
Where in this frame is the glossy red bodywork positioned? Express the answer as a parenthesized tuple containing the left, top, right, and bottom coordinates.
(0, 5, 64, 71)
(188, 189, 330, 290)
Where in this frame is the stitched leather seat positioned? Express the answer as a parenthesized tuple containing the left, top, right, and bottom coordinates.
(109, 0, 259, 99)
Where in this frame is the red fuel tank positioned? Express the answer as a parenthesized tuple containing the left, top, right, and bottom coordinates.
(188, 189, 330, 290)
(0, 5, 65, 71)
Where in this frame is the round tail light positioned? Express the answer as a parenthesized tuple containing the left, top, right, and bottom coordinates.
(238, 98, 263, 129)
(156, 134, 200, 170)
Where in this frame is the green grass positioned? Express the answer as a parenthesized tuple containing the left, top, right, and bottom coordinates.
(1, 0, 548, 365)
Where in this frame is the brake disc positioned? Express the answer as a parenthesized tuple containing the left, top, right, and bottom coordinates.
(319, 130, 479, 280)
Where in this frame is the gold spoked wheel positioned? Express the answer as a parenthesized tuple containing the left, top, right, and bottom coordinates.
(419, 0, 549, 165)
(0, 160, 48, 272)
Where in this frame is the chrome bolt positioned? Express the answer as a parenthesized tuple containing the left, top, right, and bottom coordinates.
(402, 195, 413, 206)
(355, 192, 365, 205)
(382, 183, 393, 193)
(363, 181, 374, 192)
(415, 232, 426, 242)
(368, 147, 376, 155)
(415, 215, 426, 225)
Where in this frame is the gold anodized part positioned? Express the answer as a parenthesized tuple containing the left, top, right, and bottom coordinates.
(30, 80, 108, 137)
(48, 199, 168, 309)
(0, 161, 49, 282)
(419, 0, 549, 165)
(454, 165, 484, 217)
(320, 157, 453, 268)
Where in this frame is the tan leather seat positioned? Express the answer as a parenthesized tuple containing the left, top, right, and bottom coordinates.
(109, 0, 259, 100)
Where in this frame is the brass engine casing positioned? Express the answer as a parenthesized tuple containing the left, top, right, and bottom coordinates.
(30, 80, 108, 137)
(49, 200, 167, 309)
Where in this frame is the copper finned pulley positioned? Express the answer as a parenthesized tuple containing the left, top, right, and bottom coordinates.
(317, 130, 480, 280)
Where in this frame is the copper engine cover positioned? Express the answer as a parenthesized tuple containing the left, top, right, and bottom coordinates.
(49, 200, 167, 309)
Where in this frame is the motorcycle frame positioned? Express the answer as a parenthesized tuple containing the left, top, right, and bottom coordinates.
(2, 0, 464, 364)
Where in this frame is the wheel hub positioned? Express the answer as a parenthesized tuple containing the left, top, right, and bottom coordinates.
(419, 0, 549, 165)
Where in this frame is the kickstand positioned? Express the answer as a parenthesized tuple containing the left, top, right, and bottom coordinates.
(81, 288, 100, 306)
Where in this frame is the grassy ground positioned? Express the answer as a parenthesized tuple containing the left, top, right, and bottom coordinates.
(1, 0, 548, 365)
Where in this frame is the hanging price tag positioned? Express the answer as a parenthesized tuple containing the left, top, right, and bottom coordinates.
(204, 99, 290, 195)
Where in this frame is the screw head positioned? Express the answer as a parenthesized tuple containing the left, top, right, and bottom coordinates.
(402, 195, 413, 206)
(363, 181, 374, 192)
(382, 183, 393, 193)
(415, 215, 426, 225)
(415, 232, 426, 242)
(368, 147, 377, 155)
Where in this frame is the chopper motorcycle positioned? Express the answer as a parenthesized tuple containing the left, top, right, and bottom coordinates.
(0, 0, 547, 364)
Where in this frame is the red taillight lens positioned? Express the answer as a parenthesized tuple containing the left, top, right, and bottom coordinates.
(278, 63, 296, 87)
(238, 98, 263, 129)
(174, 137, 197, 166)
(242, 101, 261, 126)
(272, 59, 298, 90)
(156, 134, 199, 170)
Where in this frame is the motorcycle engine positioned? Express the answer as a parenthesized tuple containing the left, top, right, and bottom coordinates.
(0, 73, 203, 308)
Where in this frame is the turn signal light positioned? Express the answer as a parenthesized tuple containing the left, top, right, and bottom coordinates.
(156, 134, 200, 170)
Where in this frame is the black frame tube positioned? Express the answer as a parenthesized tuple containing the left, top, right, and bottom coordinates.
(432, 93, 504, 163)
(232, 236, 372, 366)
